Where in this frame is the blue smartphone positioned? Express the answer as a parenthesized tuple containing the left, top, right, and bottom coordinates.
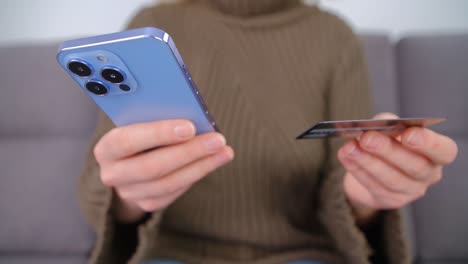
(56, 27, 217, 134)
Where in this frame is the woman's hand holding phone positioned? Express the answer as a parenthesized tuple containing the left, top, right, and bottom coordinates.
(57, 28, 230, 223)
(93, 119, 234, 223)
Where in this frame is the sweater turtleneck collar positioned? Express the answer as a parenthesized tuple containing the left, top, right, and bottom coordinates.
(205, 0, 302, 17)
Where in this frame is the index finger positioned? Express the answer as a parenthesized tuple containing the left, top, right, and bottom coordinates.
(401, 127, 458, 165)
(94, 119, 196, 163)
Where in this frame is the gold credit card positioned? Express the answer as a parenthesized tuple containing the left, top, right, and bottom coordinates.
(296, 118, 447, 139)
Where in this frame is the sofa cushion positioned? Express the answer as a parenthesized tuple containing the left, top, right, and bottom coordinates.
(0, 44, 97, 255)
(360, 34, 399, 114)
(0, 256, 86, 264)
(397, 35, 468, 137)
(397, 35, 468, 262)
(0, 45, 98, 137)
(0, 138, 94, 254)
(418, 261, 468, 264)
(412, 137, 468, 261)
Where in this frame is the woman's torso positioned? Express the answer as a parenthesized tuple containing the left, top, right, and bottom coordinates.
(124, 1, 362, 263)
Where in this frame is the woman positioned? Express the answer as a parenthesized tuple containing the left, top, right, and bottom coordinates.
(79, 1, 458, 263)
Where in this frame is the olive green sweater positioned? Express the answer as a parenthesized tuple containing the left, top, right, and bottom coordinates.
(78, 1, 410, 263)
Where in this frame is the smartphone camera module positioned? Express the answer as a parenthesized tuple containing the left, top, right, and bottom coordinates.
(68, 60, 93, 77)
(101, 67, 125, 83)
(63, 50, 138, 96)
(86, 80, 108, 95)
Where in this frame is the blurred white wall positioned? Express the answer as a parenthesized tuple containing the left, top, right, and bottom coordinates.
(1, 0, 468, 45)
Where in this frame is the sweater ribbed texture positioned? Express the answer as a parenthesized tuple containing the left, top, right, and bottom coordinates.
(205, 0, 300, 16)
(78, 1, 410, 264)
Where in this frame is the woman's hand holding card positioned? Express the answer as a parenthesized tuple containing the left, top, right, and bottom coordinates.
(337, 113, 458, 225)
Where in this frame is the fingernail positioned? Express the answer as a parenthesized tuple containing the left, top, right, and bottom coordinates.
(407, 130, 424, 146)
(205, 135, 226, 152)
(364, 134, 384, 149)
(174, 123, 195, 138)
(344, 143, 361, 157)
(216, 150, 233, 165)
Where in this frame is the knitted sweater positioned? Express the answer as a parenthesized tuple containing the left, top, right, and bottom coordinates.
(78, 1, 410, 263)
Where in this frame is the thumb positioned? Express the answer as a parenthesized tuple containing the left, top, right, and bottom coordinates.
(373, 112, 399, 120)
(371, 112, 402, 140)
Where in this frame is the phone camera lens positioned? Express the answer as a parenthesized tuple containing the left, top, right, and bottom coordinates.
(68, 60, 92, 77)
(86, 81, 108, 95)
(119, 84, 131, 91)
(101, 68, 125, 83)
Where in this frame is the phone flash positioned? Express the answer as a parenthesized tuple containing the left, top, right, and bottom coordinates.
(97, 55, 107, 62)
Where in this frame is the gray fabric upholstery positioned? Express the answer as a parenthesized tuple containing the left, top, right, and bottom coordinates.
(360, 35, 399, 114)
(0, 138, 93, 253)
(397, 35, 468, 264)
(0, 35, 466, 263)
(0, 45, 96, 262)
(0, 45, 98, 137)
(0, 256, 87, 264)
(417, 261, 468, 264)
(397, 35, 468, 136)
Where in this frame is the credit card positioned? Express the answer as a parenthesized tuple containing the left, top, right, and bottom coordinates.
(296, 118, 447, 139)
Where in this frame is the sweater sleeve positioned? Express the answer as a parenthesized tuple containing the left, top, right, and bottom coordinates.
(317, 34, 411, 264)
(77, 8, 166, 264)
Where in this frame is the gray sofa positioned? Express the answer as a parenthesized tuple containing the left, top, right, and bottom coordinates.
(0, 34, 467, 264)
